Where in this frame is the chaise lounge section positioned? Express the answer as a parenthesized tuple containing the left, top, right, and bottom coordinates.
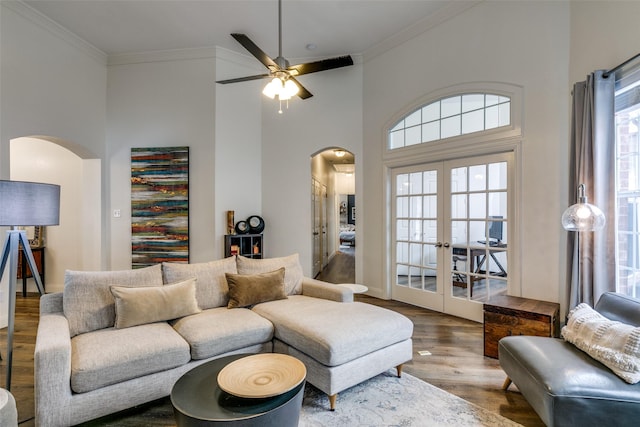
(34, 254, 413, 426)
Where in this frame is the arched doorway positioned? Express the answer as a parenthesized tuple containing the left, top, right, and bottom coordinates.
(9, 136, 102, 293)
(310, 148, 355, 282)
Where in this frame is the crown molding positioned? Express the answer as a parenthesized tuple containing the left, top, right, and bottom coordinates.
(363, 0, 482, 63)
(3, 1, 107, 65)
(107, 46, 221, 66)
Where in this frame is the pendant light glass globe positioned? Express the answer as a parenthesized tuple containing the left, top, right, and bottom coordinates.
(561, 184, 606, 231)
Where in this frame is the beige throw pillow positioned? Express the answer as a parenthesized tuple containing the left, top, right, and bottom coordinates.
(111, 278, 201, 329)
(236, 253, 303, 295)
(226, 268, 287, 309)
(162, 257, 237, 309)
(562, 302, 640, 384)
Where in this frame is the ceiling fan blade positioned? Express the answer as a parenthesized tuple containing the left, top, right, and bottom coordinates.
(231, 33, 280, 71)
(288, 55, 354, 76)
(216, 74, 272, 84)
(288, 76, 313, 99)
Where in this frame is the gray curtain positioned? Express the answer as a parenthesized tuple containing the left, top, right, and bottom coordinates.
(567, 70, 616, 309)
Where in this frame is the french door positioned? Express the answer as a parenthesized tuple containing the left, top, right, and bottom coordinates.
(391, 152, 512, 322)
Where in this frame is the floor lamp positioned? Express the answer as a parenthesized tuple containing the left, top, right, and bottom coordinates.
(0, 180, 60, 390)
(561, 183, 606, 304)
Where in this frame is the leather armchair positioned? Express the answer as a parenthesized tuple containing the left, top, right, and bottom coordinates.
(499, 292, 640, 426)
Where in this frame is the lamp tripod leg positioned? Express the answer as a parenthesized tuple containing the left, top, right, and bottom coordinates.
(0, 230, 20, 390)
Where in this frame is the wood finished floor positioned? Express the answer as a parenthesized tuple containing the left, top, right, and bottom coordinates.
(0, 250, 543, 426)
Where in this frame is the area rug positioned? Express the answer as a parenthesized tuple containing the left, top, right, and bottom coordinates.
(79, 369, 521, 426)
(299, 370, 522, 427)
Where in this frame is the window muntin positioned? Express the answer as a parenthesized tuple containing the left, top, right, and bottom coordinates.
(389, 93, 511, 150)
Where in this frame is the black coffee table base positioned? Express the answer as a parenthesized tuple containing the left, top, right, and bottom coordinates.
(171, 354, 305, 427)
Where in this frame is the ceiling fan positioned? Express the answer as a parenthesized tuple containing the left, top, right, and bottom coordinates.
(216, 0, 354, 102)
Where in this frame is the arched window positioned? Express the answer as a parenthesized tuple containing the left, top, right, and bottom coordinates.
(389, 93, 511, 149)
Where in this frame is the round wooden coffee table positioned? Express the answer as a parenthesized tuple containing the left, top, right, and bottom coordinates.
(171, 354, 305, 427)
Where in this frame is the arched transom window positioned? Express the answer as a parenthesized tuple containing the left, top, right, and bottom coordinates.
(389, 93, 511, 149)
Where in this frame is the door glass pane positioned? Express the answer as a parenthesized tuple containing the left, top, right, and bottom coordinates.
(397, 174, 409, 195)
(409, 172, 423, 194)
(397, 196, 409, 218)
(450, 159, 509, 303)
(451, 167, 467, 192)
(488, 162, 507, 190)
(423, 195, 437, 217)
(397, 219, 409, 240)
(469, 165, 486, 191)
(488, 191, 507, 218)
(469, 193, 486, 219)
(409, 220, 422, 241)
(423, 220, 437, 242)
(451, 194, 467, 219)
(423, 170, 438, 193)
(409, 196, 422, 217)
(393, 168, 439, 293)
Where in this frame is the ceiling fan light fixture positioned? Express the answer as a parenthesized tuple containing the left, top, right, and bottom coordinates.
(283, 79, 299, 97)
(262, 77, 281, 99)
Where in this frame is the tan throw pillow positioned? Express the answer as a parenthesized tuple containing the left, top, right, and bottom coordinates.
(64, 264, 164, 337)
(162, 257, 237, 309)
(236, 253, 303, 295)
(226, 268, 288, 309)
(562, 303, 640, 384)
(110, 278, 201, 329)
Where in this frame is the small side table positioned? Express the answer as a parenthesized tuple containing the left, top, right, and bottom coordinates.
(337, 283, 368, 294)
(17, 246, 45, 297)
(483, 295, 559, 359)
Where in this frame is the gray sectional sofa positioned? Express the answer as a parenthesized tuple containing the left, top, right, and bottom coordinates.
(34, 254, 413, 426)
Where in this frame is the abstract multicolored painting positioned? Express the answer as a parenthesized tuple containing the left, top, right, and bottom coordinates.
(131, 147, 189, 267)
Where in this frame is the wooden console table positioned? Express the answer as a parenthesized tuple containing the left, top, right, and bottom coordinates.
(17, 246, 45, 297)
(483, 295, 559, 359)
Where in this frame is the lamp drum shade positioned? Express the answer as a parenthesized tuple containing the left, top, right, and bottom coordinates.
(0, 180, 60, 226)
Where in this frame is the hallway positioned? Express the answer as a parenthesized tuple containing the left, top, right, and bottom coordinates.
(314, 247, 354, 284)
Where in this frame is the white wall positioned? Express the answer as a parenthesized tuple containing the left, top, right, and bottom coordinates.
(261, 63, 363, 276)
(10, 138, 85, 292)
(0, 2, 107, 170)
(569, 1, 640, 86)
(0, 2, 106, 327)
(106, 48, 263, 268)
(215, 49, 263, 256)
(107, 55, 213, 268)
(362, 1, 571, 302)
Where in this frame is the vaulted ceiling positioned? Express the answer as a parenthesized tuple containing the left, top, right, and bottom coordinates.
(23, 0, 476, 60)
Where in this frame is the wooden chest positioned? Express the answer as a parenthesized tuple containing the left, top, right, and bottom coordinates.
(483, 295, 560, 359)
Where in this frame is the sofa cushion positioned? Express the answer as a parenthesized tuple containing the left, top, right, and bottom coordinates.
(111, 278, 201, 329)
(252, 295, 414, 366)
(64, 264, 164, 337)
(499, 335, 640, 427)
(162, 257, 237, 309)
(562, 303, 640, 384)
(171, 307, 274, 360)
(70, 322, 190, 393)
(226, 268, 287, 308)
(236, 254, 303, 295)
